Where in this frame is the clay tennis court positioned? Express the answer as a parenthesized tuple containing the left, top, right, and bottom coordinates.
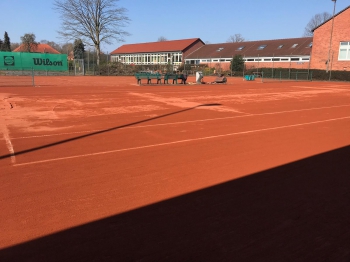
(1, 76, 350, 261)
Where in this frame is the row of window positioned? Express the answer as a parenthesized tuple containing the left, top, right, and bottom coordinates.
(186, 57, 310, 64)
(112, 52, 183, 64)
(216, 43, 312, 52)
(245, 57, 310, 62)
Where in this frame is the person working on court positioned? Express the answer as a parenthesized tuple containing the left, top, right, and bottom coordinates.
(180, 71, 188, 84)
(211, 74, 227, 84)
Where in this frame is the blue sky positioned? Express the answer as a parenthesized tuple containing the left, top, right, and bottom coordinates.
(0, 0, 348, 53)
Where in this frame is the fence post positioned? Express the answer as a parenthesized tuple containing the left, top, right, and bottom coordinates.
(261, 71, 264, 83)
(32, 68, 35, 86)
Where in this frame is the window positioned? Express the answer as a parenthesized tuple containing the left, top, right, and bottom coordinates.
(237, 46, 245, 50)
(257, 45, 267, 50)
(264, 58, 271, 61)
(291, 58, 299, 61)
(247, 58, 254, 61)
(272, 58, 280, 61)
(216, 47, 224, 52)
(291, 44, 298, 48)
(307, 42, 313, 48)
(277, 45, 283, 49)
(339, 42, 350, 60)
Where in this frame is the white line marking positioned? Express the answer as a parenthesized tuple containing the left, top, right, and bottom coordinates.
(6, 104, 350, 140)
(13, 115, 350, 167)
(296, 86, 350, 91)
(0, 120, 16, 163)
(3, 133, 16, 163)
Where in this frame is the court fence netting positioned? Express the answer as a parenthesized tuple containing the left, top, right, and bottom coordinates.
(0, 68, 76, 87)
(252, 70, 312, 83)
(0, 52, 69, 87)
(0, 69, 35, 87)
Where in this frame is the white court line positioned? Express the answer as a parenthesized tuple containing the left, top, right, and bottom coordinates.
(296, 86, 350, 91)
(3, 133, 16, 163)
(13, 115, 350, 167)
(0, 117, 16, 163)
(7, 104, 350, 140)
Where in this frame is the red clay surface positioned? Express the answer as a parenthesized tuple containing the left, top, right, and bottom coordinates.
(1, 76, 350, 261)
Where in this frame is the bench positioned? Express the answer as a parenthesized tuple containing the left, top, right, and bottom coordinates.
(135, 72, 162, 84)
(163, 73, 187, 84)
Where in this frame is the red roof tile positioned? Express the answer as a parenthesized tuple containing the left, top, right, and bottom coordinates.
(110, 38, 204, 54)
(13, 43, 61, 54)
(186, 37, 313, 59)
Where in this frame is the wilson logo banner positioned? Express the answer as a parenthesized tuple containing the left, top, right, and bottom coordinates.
(0, 52, 68, 71)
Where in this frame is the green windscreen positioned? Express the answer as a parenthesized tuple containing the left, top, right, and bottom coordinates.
(0, 52, 68, 71)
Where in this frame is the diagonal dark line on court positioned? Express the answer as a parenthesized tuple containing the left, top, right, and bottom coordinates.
(0, 103, 221, 160)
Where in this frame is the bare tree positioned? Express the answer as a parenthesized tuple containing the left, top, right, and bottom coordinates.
(303, 12, 331, 36)
(226, 34, 245, 43)
(40, 40, 62, 52)
(11, 43, 20, 51)
(61, 42, 74, 55)
(53, 0, 130, 65)
(20, 33, 39, 52)
(157, 36, 168, 42)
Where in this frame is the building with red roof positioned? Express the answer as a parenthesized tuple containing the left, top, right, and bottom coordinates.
(110, 5, 350, 73)
(13, 43, 60, 54)
(186, 37, 313, 71)
(110, 38, 204, 70)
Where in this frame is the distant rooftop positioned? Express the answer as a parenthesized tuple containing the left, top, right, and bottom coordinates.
(110, 38, 204, 54)
(13, 43, 60, 54)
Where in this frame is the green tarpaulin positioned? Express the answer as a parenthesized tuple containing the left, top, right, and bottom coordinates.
(0, 52, 68, 71)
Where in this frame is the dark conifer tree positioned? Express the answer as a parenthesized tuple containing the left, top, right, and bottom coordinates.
(73, 39, 85, 59)
(230, 55, 245, 72)
(3, 31, 11, 51)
